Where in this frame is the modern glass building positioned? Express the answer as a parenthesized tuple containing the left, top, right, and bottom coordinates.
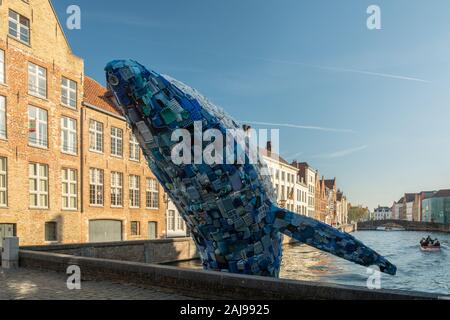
(422, 190, 450, 224)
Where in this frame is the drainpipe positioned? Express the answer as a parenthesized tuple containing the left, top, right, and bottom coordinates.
(80, 105, 84, 214)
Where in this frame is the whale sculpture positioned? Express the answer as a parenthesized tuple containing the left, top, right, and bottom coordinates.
(105, 60, 397, 277)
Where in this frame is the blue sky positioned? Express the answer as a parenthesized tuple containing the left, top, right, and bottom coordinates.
(53, 0, 450, 210)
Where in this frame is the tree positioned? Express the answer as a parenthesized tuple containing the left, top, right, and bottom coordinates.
(348, 205, 370, 222)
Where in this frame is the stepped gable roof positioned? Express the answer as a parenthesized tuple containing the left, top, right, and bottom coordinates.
(324, 178, 336, 189)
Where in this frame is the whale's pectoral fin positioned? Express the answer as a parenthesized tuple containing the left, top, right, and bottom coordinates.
(270, 205, 397, 275)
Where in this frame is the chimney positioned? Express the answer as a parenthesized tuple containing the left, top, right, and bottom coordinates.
(267, 141, 272, 153)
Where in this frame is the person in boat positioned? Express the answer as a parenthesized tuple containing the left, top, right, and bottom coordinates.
(420, 238, 427, 246)
(434, 240, 440, 247)
(421, 236, 433, 247)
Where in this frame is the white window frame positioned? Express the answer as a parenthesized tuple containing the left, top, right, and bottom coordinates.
(89, 120, 103, 153)
(111, 171, 123, 208)
(167, 210, 175, 232)
(177, 212, 185, 231)
(0, 157, 7, 207)
(28, 63, 47, 98)
(28, 106, 48, 148)
(0, 96, 6, 139)
(0, 49, 5, 84)
(111, 127, 123, 157)
(61, 77, 77, 109)
(129, 134, 140, 161)
(146, 178, 159, 209)
(129, 175, 140, 208)
(29, 163, 49, 209)
(62, 168, 77, 210)
(8, 10, 30, 44)
(89, 168, 104, 206)
(61, 117, 77, 155)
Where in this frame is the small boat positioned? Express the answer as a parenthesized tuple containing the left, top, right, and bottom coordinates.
(420, 237, 441, 252)
(420, 245, 441, 252)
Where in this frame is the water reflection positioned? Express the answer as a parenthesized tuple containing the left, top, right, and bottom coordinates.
(169, 231, 450, 295)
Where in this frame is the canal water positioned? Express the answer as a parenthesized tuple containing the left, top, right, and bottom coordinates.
(170, 231, 450, 295)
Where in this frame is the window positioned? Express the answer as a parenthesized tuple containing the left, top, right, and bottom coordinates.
(111, 172, 123, 207)
(167, 210, 175, 231)
(129, 175, 140, 208)
(29, 163, 48, 209)
(45, 222, 57, 242)
(0, 157, 7, 207)
(129, 134, 140, 161)
(146, 178, 159, 209)
(8, 10, 30, 44)
(0, 49, 5, 84)
(89, 168, 104, 206)
(61, 117, 77, 154)
(28, 63, 46, 98)
(89, 120, 103, 152)
(131, 221, 140, 236)
(62, 168, 77, 210)
(111, 127, 123, 157)
(0, 96, 5, 139)
(177, 213, 185, 231)
(61, 77, 77, 109)
(28, 106, 48, 147)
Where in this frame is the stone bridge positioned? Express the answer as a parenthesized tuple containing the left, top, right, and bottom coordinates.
(357, 220, 450, 233)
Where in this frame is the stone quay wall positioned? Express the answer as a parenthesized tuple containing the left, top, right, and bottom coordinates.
(21, 238, 199, 264)
(19, 250, 444, 300)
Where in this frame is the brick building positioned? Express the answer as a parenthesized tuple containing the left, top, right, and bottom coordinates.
(0, 0, 166, 246)
(314, 175, 327, 222)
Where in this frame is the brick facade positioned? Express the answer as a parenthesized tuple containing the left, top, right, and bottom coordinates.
(0, 0, 166, 246)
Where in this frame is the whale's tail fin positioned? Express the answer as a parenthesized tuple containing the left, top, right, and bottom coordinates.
(270, 205, 397, 275)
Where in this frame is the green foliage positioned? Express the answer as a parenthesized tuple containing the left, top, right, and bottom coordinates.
(348, 205, 370, 222)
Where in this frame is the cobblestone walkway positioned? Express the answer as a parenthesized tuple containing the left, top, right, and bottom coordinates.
(0, 268, 199, 300)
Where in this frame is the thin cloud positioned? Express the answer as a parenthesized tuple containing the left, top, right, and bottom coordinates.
(243, 121, 354, 133)
(314, 145, 368, 159)
(285, 151, 304, 160)
(249, 57, 431, 84)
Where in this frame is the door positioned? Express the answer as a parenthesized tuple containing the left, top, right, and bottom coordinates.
(148, 222, 157, 240)
(0, 224, 16, 249)
(89, 220, 122, 243)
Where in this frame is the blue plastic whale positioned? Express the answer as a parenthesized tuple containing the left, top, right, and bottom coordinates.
(105, 60, 397, 277)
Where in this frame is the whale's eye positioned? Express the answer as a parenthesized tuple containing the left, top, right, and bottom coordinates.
(108, 74, 120, 86)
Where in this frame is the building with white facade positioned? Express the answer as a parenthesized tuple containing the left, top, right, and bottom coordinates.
(372, 206, 392, 221)
(292, 162, 317, 218)
(262, 146, 307, 214)
(166, 198, 188, 238)
(336, 191, 348, 226)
